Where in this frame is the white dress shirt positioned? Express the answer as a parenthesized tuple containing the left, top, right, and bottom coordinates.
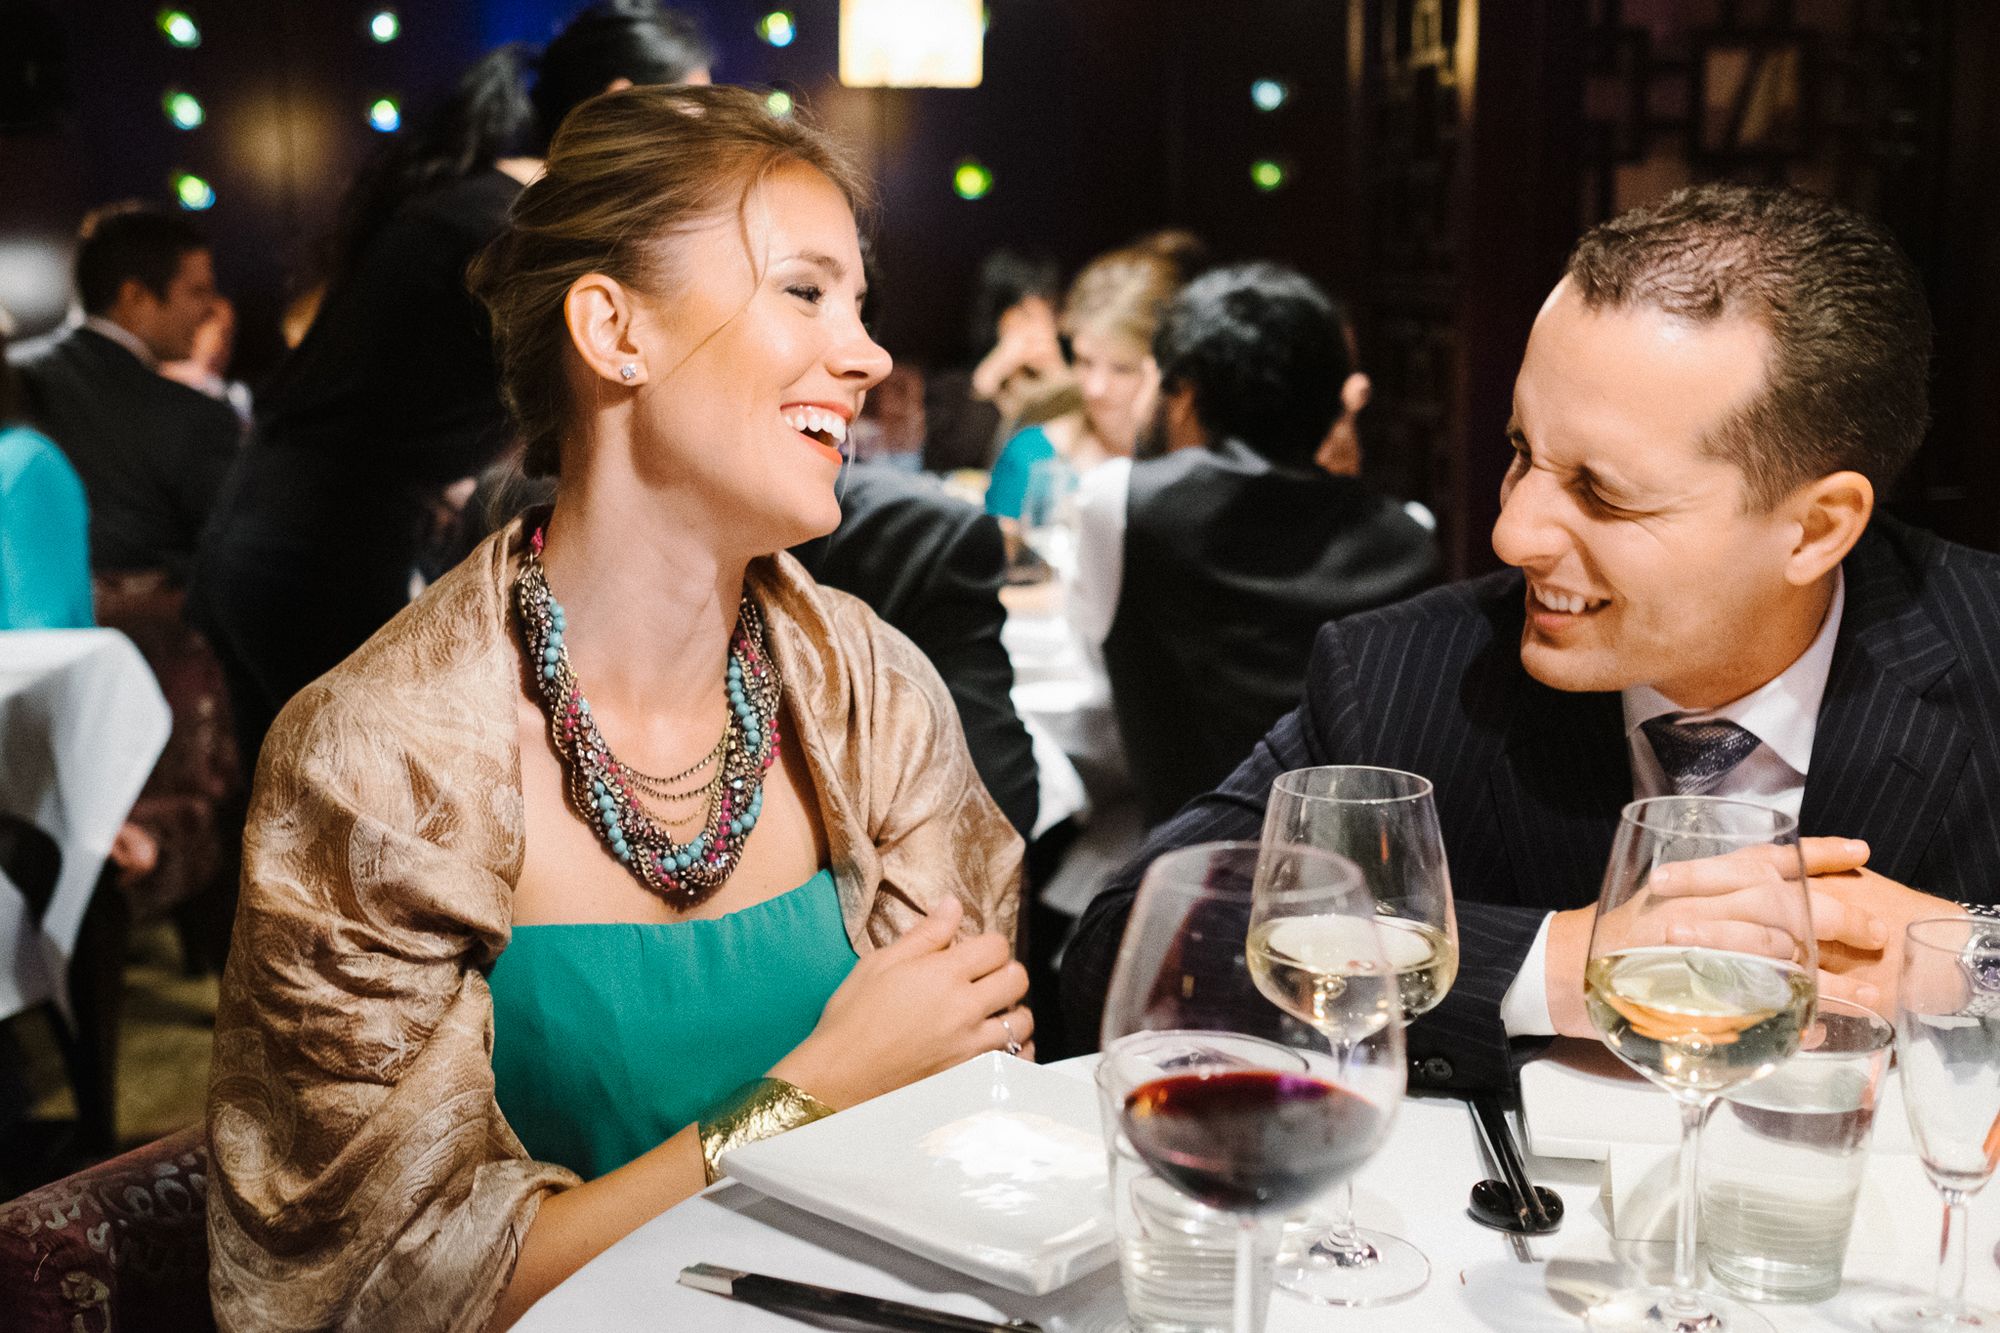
(1065, 454, 1133, 675)
(1497, 571, 1847, 1035)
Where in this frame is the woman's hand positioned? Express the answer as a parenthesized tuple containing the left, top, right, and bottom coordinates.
(770, 895, 1033, 1109)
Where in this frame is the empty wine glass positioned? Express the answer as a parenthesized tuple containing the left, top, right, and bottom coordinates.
(1584, 796, 1816, 1333)
(1872, 917, 2000, 1332)
(1099, 841, 1405, 1333)
(1258, 765, 1457, 1305)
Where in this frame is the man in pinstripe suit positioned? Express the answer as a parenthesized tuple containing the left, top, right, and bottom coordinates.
(1062, 183, 2000, 1090)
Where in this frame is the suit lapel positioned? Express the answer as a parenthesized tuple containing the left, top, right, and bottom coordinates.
(1799, 533, 1969, 884)
(1490, 681, 1632, 911)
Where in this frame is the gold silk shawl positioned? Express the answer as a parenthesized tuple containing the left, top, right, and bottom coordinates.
(205, 521, 1024, 1332)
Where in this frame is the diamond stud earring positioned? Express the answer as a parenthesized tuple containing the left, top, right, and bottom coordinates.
(618, 363, 638, 381)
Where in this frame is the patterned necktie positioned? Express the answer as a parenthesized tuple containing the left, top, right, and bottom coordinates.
(1639, 715, 1763, 796)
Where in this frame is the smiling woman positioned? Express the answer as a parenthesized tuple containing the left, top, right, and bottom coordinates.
(204, 86, 1028, 1333)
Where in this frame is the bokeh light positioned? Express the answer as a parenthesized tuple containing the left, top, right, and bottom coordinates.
(368, 10, 400, 43)
(157, 9, 200, 48)
(766, 89, 795, 118)
(1251, 159, 1288, 192)
(368, 97, 402, 133)
(173, 172, 216, 211)
(756, 11, 796, 47)
(1251, 78, 1289, 112)
(163, 90, 205, 130)
(952, 158, 994, 200)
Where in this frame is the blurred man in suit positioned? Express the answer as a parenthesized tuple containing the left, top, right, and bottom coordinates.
(9, 202, 239, 579)
(1064, 184, 2000, 1090)
(1075, 263, 1438, 826)
(790, 463, 1039, 839)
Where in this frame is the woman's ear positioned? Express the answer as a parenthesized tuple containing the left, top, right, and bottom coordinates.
(563, 274, 647, 387)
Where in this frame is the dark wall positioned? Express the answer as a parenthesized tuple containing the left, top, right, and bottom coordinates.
(0, 0, 1349, 377)
(0, 0, 486, 380)
(5, 1, 1993, 559)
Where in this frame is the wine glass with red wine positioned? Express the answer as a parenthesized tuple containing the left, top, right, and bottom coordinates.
(1098, 841, 1406, 1333)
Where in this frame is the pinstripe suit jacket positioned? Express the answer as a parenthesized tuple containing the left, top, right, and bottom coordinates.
(1059, 516, 2000, 1091)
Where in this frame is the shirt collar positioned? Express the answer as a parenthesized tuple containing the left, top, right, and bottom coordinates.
(81, 316, 158, 370)
(1620, 569, 1845, 778)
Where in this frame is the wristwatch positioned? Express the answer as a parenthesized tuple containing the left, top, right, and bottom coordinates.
(1960, 908, 2000, 1019)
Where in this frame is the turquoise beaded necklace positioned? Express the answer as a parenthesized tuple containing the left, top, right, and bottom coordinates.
(514, 527, 783, 908)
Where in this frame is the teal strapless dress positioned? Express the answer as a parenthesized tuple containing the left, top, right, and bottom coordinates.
(489, 868, 856, 1179)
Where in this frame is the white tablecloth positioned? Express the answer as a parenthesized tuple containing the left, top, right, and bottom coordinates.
(517, 1058, 2000, 1332)
(0, 628, 170, 1019)
(1002, 590, 1145, 915)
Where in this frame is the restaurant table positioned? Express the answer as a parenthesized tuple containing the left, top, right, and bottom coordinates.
(516, 1055, 2000, 1332)
(0, 628, 170, 1020)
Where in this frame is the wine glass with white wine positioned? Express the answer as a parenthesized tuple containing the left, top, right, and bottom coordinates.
(1584, 796, 1817, 1333)
(1255, 765, 1458, 1305)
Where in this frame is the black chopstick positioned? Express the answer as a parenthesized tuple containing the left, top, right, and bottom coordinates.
(1469, 1091, 1555, 1229)
(679, 1264, 1045, 1333)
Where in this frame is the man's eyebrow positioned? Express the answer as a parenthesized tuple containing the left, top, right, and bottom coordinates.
(1577, 463, 1645, 501)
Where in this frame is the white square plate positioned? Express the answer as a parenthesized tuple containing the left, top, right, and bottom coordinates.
(721, 1052, 1114, 1295)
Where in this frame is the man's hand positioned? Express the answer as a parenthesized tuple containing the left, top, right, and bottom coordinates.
(1544, 835, 1942, 1037)
(1806, 840, 1961, 1014)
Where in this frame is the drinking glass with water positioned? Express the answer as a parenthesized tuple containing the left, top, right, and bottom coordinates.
(1699, 997, 1894, 1303)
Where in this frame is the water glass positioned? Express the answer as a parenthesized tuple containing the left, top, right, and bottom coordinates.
(1699, 997, 1894, 1302)
(1097, 1053, 1283, 1333)
(1020, 456, 1078, 575)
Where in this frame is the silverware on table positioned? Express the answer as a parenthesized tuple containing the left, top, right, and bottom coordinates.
(1465, 1091, 1564, 1236)
(678, 1263, 1046, 1332)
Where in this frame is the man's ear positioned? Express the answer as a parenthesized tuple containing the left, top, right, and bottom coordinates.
(1162, 380, 1203, 452)
(563, 273, 647, 387)
(1783, 469, 1873, 587)
(113, 276, 158, 316)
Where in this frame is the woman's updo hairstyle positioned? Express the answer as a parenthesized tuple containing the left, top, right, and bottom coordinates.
(470, 83, 869, 477)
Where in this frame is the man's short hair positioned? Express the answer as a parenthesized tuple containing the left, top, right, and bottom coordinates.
(1565, 183, 1932, 507)
(1152, 262, 1350, 468)
(74, 202, 208, 316)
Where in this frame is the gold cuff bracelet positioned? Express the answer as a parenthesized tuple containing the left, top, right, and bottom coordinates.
(698, 1077, 834, 1184)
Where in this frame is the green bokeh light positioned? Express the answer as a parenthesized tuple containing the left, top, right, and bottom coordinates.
(158, 9, 200, 48)
(953, 159, 994, 201)
(765, 89, 795, 118)
(756, 11, 795, 47)
(368, 97, 402, 132)
(369, 10, 400, 42)
(1250, 159, 1288, 192)
(173, 172, 215, 211)
(164, 90, 204, 130)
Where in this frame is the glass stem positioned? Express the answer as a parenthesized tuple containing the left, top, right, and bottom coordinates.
(1322, 1035, 1361, 1245)
(1323, 1180, 1360, 1244)
(1669, 1097, 1712, 1310)
(1935, 1188, 1970, 1314)
(1235, 1218, 1259, 1333)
